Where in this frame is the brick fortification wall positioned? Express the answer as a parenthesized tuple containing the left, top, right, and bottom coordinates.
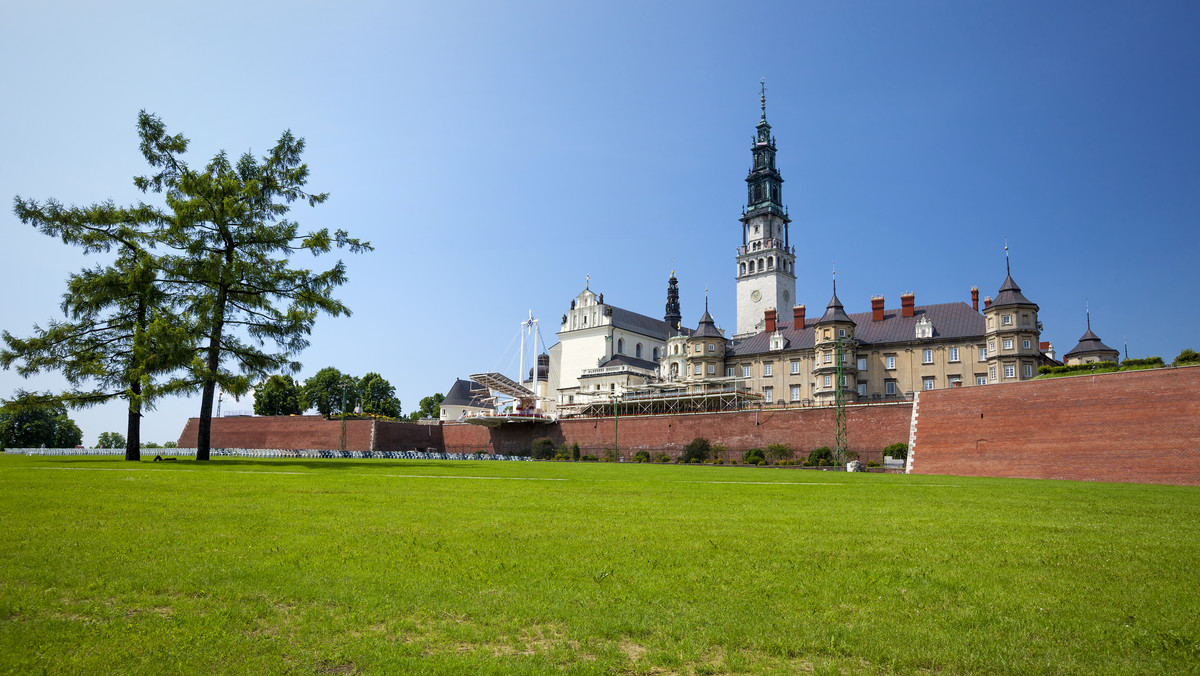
(443, 403, 914, 462)
(176, 416, 443, 452)
(909, 366, 1200, 486)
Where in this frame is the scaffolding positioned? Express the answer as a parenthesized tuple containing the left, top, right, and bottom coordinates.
(560, 380, 764, 418)
(834, 336, 848, 463)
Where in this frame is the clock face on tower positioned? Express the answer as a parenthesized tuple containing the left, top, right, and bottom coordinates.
(751, 290, 762, 303)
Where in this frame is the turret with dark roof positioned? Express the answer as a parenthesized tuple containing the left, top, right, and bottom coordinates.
(990, 249, 1038, 310)
(1063, 307, 1119, 364)
(817, 289, 855, 325)
(691, 298, 724, 339)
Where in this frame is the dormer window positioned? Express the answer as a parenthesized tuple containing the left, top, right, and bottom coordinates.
(915, 317, 934, 339)
(770, 332, 787, 351)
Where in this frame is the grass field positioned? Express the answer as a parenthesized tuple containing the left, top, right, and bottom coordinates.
(1, 454, 1197, 674)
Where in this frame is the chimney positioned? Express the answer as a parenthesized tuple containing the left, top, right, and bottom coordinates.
(984, 296, 993, 309)
(971, 286, 979, 311)
(871, 295, 885, 322)
(764, 308, 777, 333)
(793, 304, 806, 329)
(901, 292, 915, 318)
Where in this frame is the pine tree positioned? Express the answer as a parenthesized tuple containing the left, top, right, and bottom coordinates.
(6, 167, 192, 461)
(134, 112, 371, 460)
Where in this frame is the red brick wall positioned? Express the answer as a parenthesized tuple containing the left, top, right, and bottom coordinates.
(175, 416, 443, 452)
(909, 366, 1200, 486)
(443, 403, 913, 461)
(373, 420, 444, 451)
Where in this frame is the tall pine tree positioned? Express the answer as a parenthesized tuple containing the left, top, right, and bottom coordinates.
(135, 112, 370, 460)
(5, 188, 190, 461)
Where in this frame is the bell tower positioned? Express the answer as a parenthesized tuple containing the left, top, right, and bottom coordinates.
(736, 79, 796, 336)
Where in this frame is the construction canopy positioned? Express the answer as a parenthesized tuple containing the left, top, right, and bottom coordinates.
(469, 372, 535, 400)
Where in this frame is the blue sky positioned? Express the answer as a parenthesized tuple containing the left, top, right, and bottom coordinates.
(2, 1, 1197, 445)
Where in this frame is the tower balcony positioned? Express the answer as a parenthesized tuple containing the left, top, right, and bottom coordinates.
(737, 239, 795, 257)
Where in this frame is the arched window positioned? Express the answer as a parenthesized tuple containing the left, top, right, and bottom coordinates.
(758, 258, 765, 271)
(617, 338, 624, 354)
(768, 256, 774, 269)
(652, 347, 660, 361)
(635, 343, 642, 359)
(670, 363, 679, 377)
(740, 262, 746, 275)
(673, 344, 679, 355)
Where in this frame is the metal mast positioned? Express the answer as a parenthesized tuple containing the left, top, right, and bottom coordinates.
(834, 335, 848, 465)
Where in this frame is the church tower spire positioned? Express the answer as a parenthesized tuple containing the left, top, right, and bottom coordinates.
(735, 78, 797, 336)
(664, 271, 682, 330)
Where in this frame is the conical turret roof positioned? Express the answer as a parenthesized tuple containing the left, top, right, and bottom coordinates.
(991, 273, 1037, 309)
(691, 307, 723, 338)
(817, 291, 855, 325)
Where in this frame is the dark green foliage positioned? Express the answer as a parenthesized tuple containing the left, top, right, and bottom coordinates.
(633, 450, 650, 463)
(0, 394, 83, 449)
(681, 437, 711, 463)
(1174, 349, 1200, 366)
(140, 441, 162, 449)
(867, 460, 881, 467)
(1121, 356, 1164, 369)
(807, 447, 834, 465)
(711, 443, 729, 461)
(580, 454, 598, 462)
(7, 178, 196, 461)
(655, 452, 670, 463)
(359, 372, 401, 418)
(1038, 362, 1120, 377)
(883, 442, 908, 460)
(96, 432, 126, 449)
(764, 443, 793, 462)
(253, 374, 303, 416)
(303, 367, 357, 417)
(742, 448, 766, 465)
(162, 441, 177, 448)
(131, 112, 370, 460)
(409, 393, 445, 421)
(571, 443, 580, 461)
(531, 438, 556, 460)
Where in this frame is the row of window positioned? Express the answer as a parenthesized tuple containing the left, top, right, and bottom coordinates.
(673, 342, 718, 355)
(987, 364, 1035, 380)
(987, 338, 1033, 353)
(615, 339, 660, 361)
(992, 312, 1034, 328)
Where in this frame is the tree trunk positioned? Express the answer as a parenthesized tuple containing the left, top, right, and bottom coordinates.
(195, 285, 228, 462)
(126, 300, 145, 462)
(196, 377, 215, 461)
(125, 383, 142, 461)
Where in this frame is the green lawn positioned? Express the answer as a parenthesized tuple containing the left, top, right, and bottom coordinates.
(1, 455, 1197, 674)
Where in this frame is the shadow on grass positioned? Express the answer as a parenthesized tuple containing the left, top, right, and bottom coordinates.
(208, 458, 489, 472)
(19, 456, 504, 473)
